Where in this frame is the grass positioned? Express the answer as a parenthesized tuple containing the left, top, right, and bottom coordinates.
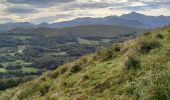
(21, 67, 38, 73)
(9, 36, 32, 40)
(0, 68, 7, 73)
(0, 25, 170, 99)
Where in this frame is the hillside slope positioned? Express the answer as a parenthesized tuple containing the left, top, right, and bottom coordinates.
(1, 25, 170, 100)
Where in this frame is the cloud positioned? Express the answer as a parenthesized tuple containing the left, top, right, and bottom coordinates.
(62, 2, 120, 10)
(32, 14, 74, 23)
(0, 18, 15, 23)
(6, 7, 38, 14)
(0, 0, 170, 23)
(6, 0, 76, 7)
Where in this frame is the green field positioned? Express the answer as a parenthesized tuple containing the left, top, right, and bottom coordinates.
(0, 68, 7, 73)
(21, 67, 38, 73)
(2, 60, 32, 67)
(0, 67, 38, 73)
(77, 37, 99, 45)
(9, 36, 32, 40)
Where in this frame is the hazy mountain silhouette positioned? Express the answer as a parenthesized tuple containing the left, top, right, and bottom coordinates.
(0, 12, 170, 32)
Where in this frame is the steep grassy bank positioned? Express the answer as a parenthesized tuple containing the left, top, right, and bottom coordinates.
(0, 25, 170, 100)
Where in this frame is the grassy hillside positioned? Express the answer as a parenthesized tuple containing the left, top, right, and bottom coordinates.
(1, 25, 170, 100)
(8, 25, 144, 38)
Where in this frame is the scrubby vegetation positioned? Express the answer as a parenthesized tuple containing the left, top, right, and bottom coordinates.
(0, 76, 35, 91)
(0, 25, 170, 99)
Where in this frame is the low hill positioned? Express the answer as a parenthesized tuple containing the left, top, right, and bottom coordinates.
(8, 25, 144, 38)
(1, 25, 170, 99)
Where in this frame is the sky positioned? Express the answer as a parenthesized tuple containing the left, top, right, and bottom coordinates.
(0, 0, 170, 24)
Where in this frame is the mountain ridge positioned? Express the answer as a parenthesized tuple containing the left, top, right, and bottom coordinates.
(1, 12, 170, 32)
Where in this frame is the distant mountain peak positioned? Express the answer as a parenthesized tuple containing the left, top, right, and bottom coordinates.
(130, 12, 140, 15)
(122, 12, 145, 17)
(38, 22, 49, 26)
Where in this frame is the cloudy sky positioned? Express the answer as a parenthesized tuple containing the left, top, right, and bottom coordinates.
(0, 0, 170, 24)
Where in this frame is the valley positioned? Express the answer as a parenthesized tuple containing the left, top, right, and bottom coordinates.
(0, 25, 144, 90)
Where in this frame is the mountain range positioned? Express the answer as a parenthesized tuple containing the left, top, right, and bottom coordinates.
(0, 12, 170, 32)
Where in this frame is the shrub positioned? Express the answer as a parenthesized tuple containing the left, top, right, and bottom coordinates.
(79, 56, 88, 64)
(94, 48, 111, 61)
(143, 32, 151, 36)
(114, 47, 120, 52)
(156, 34, 163, 39)
(40, 84, 50, 96)
(82, 74, 89, 80)
(60, 66, 68, 74)
(112, 44, 121, 52)
(46, 70, 59, 79)
(123, 54, 140, 70)
(137, 40, 160, 53)
(70, 65, 81, 73)
(94, 46, 119, 61)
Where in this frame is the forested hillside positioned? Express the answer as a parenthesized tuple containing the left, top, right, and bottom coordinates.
(0, 25, 170, 100)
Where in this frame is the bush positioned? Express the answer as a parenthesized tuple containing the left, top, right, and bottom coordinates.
(94, 48, 111, 61)
(123, 54, 140, 70)
(47, 70, 60, 79)
(138, 40, 160, 53)
(40, 84, 50, 96)
(60, 66, 68, 74)
(78, 55, 93, 65)
(94, 45, 119, 61)
(112, 44, 121, 52)
(143, 32, 151, 36)
(70, 65, 81, 73)
(156, 34, 163, 39)
(82, 74, 89, 80)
